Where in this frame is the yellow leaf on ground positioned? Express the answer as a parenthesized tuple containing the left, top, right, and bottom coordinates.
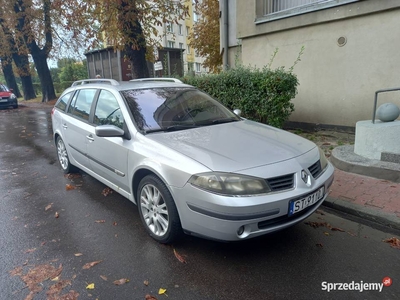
(74, 253, 83, 257)
(86, 283, 95, 290)
(158, 288, 167, 295)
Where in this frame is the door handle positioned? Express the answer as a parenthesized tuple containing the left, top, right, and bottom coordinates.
(62, 124, 68, 129)
(86, 135, 94, 142)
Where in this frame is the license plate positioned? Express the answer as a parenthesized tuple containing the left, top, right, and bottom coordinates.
(288, 187, 325, 216)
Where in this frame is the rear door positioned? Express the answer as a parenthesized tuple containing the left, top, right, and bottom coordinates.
(63, 88, 97, 170)
(87, 89, 130, 192)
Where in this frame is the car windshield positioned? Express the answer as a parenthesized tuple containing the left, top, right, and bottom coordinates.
(0, 84, 10, 92)
(121, 87, 241, 133)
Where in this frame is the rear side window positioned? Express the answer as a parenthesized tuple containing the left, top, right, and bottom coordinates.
(93, 90, 124, 129)
(55, 92, 72, 111)
(68, 89, 97, 121)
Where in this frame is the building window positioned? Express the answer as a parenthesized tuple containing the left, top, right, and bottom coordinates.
(178, 24, 183, 35)
(262, 0, 359, 20)
(168, 41, 175, 48)
(187, 45, 191, 54)
(186, 26, 190, 36)
(167, 22, 174, 33)
(195, 63, 201, 72)
(179, 43, 184, 49)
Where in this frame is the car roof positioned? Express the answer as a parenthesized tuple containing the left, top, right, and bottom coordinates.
(67, 78, 193, 93)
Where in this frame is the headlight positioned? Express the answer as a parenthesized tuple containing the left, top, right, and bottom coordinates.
(10, 93, 17, 99)
(319, 147, 328, 170)
(188, 172, 271, 196)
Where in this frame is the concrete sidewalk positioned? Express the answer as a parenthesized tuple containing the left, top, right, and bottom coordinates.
(324, 148, 400, 231)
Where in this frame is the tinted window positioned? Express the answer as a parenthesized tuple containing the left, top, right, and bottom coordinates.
(121, 88, 240, 132)
(55, 92, 72, 111)
(68, 89, 97, 121)
(93, 90, 124, 129)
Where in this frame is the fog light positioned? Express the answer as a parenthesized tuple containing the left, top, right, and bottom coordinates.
(237, 226, 245, 236)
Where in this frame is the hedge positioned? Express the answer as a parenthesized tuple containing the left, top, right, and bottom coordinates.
(181, 65, 299, 128)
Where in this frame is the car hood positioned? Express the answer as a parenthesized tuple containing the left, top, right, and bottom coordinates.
(147, 120, 316, 172)
(0, 91, 11, 97)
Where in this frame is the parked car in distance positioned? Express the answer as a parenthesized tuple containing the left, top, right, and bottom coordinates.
(51, 78, 335, 243)
(0, 83, 18, 109)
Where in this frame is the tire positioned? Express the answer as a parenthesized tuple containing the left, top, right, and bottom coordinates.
(56, 136, 78, 174)
(13, 104, 18, 109)
(137, 175, 183, 244)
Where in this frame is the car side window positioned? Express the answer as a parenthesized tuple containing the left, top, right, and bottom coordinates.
(68, 89, 97, 121)
(93, 90, 124, 129)
(55, 92, 72, 111)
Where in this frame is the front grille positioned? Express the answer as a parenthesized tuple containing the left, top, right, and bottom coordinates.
(308, 160, 322, 178)
(265, 174, 294, 192)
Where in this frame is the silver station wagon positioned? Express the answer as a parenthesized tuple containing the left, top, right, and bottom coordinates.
(51, 78, 334, 243)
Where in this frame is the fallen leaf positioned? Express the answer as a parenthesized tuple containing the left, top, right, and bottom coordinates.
(45, 204, 52, 211)
(315, 210, 325, 215)
(74, 253, 83, 257)
(113, 221, 117, 226)
(82, 260, 102, 270)
(55, 212, 59, 218)
(383, 237, 400, 249)
(100, 275, 108, 281)
(9, 266, 23, 276)
(145, 295, 158, 300)
(158, 288, 167, 295)
(25, 248, 36, 253)
(144, 280, 149, 286)
(51, 276, 60, 281)
(323, 232, 330, 236)
(316, 243, 323, 248)
(41, 241, 46, 246)
(102, 187, 113, 196)
(173, 248, 186, 264)
(304, 221, 328, 229)
(113, 278, 129, 285)
(65, 184, 76, 190)
(65, 173, 82, 179)
(86, 283, 95, 290)
(95, 220, 106, 223)
(331, 227, 345, 232)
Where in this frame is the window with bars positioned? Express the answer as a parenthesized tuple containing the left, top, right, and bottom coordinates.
(263, 0, 359, 18)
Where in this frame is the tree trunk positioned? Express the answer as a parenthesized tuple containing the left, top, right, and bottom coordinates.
(31, 50, 56, 102)
(13, 53, 37, 100)
(1, 55, 22, 98)
(119, 1, 149, 79)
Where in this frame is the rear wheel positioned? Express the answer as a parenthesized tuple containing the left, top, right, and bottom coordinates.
(137, 175, 183, 244)
(56, 136, 78, 174)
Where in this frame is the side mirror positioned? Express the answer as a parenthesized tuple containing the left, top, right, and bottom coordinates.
(233, 109, 242, 117)
(95, 125, 125, 137)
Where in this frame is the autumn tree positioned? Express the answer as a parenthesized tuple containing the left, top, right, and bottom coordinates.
(12, 0, 57, 102)
(0, 11, 36, 99)
(70, 0, 189, 79)
(189, 0, 221, 73)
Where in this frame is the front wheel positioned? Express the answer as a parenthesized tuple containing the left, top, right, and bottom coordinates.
(56, 136, 78, 174)
(137, 175, 183, 244)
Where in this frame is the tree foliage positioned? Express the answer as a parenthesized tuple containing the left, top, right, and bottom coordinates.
(65, 0, 189, 78)
(189, 0, 221, 73)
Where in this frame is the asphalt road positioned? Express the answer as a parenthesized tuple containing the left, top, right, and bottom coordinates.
(1, 104, 399, 300)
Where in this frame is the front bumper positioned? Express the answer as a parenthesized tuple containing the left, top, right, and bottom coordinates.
(0, 98, 17, 108)
(171, 162, 335, 242)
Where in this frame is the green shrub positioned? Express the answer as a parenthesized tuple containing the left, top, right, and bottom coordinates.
(181, 65, 299, 128)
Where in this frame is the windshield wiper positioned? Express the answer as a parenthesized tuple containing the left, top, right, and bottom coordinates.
(211, 118, 240, 125)
(145, 124, 198, 133)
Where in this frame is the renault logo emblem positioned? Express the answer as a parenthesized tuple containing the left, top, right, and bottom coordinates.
(301, 170, 311, 186)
